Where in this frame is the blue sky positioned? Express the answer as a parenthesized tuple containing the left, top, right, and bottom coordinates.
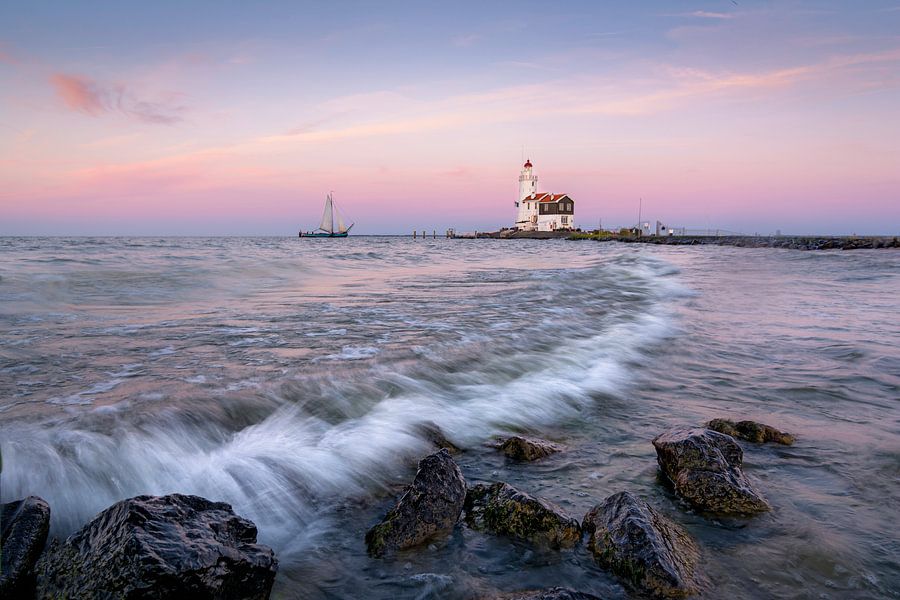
(2, 1, 899, 234)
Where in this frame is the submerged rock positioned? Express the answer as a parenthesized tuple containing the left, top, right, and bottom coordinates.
(499, 436, 562, 461)
(366, 449, 467, 557)
(416, 421, 462, 454)
(1, 496, 51, 598)
(464, 482, 581, 549)
(583, 492, 702, 599)
(35, 494, 277, 600)
(652, 427, 770, 515)
(499, 587, 602, 600)
(707, 418, 795, 445)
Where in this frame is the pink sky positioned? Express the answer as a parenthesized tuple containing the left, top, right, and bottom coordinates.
(1, 2, 899, 235)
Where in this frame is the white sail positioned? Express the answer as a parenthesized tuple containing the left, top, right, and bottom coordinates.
(335, 207, 347, 233)
(318, 195, 334, 233)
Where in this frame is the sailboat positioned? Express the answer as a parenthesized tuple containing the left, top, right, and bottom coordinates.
(299, 192, 354, 238)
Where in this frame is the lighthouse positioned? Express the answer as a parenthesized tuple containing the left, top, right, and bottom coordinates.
(515, 159, 538, 228)
(512, 159, 576, 232)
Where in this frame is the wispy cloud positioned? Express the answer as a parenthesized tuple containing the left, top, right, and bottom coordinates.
(665, 10, 736, 20)
(254, 46, 900, 148)
(492, 60, 549, 70)
(284, 113, 351, 136)
(690, 11, 734, 19)
(585, 30, 630, 38)
(49, 73, 186, 124)
(51, 74, 106, 115)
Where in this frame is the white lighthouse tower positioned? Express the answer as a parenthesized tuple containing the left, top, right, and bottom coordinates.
(511, 159, 576, 232)
(516, 159, 538, 228)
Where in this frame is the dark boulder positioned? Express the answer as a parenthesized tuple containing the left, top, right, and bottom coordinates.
(583, 492, 701, 598)
(464, 482, 580, 549)
(499, 436, 562, 461)
(706, 418, 795, 445)
(35, 494, 277, 599)
(416, 421, 462, 454)
(652, 427, 770, 515)
(1, 496, 51, 598)
(499, 587, 603, 599)
(366, 449, 467, 557)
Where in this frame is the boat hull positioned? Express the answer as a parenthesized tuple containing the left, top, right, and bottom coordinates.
(298, 231, 349, 238)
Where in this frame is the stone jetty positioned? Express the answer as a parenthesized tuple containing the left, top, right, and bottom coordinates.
(615, 234, 898, 250)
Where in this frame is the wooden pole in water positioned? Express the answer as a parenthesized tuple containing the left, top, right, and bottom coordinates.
(433, 230, 436, 239)
(413, 230, 417, 239)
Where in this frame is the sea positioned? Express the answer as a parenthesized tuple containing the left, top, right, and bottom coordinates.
(1, 236, 898, 599)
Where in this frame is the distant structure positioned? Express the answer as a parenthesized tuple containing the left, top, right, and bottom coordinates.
(513, 160, 575, 231)
(639, 222, 652, 237)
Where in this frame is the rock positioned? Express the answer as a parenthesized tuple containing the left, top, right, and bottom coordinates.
(652, 427, 770, 515)
(35, 494, 277, 600)
(706, 418, 795, 445)
(499, 436, 562, 461)
(583, 492, 701, 598)
(416, 421, 462, 454)
(499, 587, 603, 599)
(464, 482, 581, 549)
(1, 496, 51, 598)
(366, 449, 467, 557)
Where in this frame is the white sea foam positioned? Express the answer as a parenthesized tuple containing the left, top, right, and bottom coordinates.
(46, 378, 124, 405)
(321, 346, 380, 361)
(226, 379, 262, 392)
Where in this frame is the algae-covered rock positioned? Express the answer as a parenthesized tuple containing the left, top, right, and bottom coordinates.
(583, 492, 702, 598)
(499, 436, 562, 461)
(464, 482, 581, 549)
(652, 427, 770, 515)
(707, 418, 795, 445)
(1, 496, 51, 598)
(416, 421, 462, 454)
(366, 449, 467, 557)
(498, 587, 603, 599)
(35, 494, 277, 600)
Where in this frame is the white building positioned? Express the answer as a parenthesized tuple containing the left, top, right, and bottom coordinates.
(514, 160, 575, 232)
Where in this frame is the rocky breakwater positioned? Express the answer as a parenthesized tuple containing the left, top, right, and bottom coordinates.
(1, 496, 51, 597)
(35, 494, 277, 599)
(366, 449, 467, 557)
(617, 234, 900, 251)
(464, 482, 581, 549)
(583, 492, 702, 599)
(652, 427, 770, 515)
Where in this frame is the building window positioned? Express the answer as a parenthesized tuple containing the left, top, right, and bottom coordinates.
(561, 216, 568, 224)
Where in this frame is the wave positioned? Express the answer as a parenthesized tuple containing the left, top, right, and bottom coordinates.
(0, 251, 686, 561)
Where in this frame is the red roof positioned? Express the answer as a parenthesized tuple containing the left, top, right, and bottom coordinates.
(524, 192, 570, 203)
(523, 159, 532, 168)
